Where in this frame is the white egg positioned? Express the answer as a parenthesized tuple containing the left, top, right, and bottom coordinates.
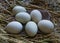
(15, 12, 31, 24)
(30, 10, 42, 23)
(38, 20, 54, 33)
(5, 21, 23, 34)
(25, 21, 38, 37)
(12, 6, 26, 14)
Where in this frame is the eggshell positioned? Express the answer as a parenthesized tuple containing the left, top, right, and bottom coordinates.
(25, 21, 38, 37)
(5, 21, 23, 34)
(12, 6, 26, 14)
(38, 20, 54, 33)
(15, 12, 31, 24)
(30, 10, 42, 23)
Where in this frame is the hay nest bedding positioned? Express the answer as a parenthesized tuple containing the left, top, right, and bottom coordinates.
(0, 0, 60, 43)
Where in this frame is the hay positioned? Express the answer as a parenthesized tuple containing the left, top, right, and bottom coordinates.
(0, 0, 60, 43)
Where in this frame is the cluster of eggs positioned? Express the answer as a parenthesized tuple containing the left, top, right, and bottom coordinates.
(5, 6, 54, 37)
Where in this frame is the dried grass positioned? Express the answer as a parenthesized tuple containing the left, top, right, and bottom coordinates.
(0, 0, 60, 43)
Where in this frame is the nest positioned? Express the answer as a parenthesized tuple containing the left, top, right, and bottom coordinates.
(0, 0, 60, 43)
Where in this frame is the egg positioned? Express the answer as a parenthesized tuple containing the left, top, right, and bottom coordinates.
(38, 20, 54, 33)
(12, 6, 26, 14)
(5, 21, 23, 34)
(30, 10, 42, 23)
(25, 21, 38, 37)
(15, 12, 31, 24)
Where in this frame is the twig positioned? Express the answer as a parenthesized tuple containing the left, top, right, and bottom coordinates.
(0, 34, 9, 36)
(0, 35, 33, 43)
(0, 3, 13, 15)
(16, 1, 60, 16)
(14, 0, 16, 6)
(5, 0, 12, 7)
(0, 29, 7, 33)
